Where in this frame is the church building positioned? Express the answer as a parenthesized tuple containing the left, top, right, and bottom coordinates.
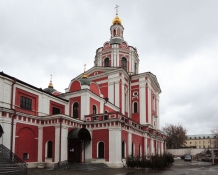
(0, 12, 166, 168)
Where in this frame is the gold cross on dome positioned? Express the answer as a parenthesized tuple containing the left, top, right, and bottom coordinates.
(50, 74, 52, 82)
(115, 5, 119, 15)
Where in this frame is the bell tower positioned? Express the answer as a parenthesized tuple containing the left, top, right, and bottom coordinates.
(110, 5, 124, 44)
(94, 6, 139, 74)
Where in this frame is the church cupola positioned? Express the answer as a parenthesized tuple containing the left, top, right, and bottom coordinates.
(79, 64, 91, 88)
(44, 74, 57, 94)
(110, 5, 124, 44)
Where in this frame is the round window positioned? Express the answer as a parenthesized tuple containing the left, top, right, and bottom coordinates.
(133, 91, 138, 96)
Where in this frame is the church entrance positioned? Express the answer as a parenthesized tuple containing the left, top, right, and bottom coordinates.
(68, 128, 91, 163)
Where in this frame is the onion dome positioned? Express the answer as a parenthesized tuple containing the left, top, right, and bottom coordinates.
(44, 75, 57, 94)
(112, 15, 122, 25)
(80, 71, 91, 86)
(79, 64, 91, 86)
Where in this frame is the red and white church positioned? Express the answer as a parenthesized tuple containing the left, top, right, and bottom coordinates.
(0, 13, 166, 168)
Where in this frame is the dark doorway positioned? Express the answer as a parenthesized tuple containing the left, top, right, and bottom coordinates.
(98, 142, 104, 158)
(47, 141, 52, 158)
(68, 128, 91, 163)
(122, 141, 125, 158)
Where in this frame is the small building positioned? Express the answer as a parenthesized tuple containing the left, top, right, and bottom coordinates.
(185, 134, 217, 149)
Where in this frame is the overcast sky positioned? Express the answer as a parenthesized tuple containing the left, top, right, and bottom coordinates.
(1, 0, 218, 135)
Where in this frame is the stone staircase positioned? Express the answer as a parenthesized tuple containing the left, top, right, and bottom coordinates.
(0, 153, 23, 175)
(69, 163, 109, 171)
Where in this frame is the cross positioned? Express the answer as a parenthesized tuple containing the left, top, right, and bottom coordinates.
(84, 64, 86, 72)
(50, 74, 52, 82)
(115, 5, 119, 15)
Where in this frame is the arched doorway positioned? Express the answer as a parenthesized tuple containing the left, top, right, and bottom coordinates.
(68, 128, 91, 163)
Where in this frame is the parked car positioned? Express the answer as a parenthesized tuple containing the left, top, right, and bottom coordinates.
(184, 154, 192, 161)
(201, 156, 211, 162)
(180, 155, 184, 159)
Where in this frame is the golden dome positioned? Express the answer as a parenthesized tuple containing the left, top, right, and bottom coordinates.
(112, 15, 122, 25)
(48, 81, 53, 88)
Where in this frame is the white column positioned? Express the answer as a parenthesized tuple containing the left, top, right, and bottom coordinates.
(156, 96, 160, 129)
(128, 131, 132, 156)
(148, 85, 151, 124)
(100, 100, 104, 113)
(54, 125, 60, 162)
(109, 127, 122, 167)
(151, 138, 154, 155)
(115, 82, 119, 107)
(61, 125, 68, 161)
(139, 81, 146, 124)
(108, 82, 114, 104)
(121, 82, 125, 114)
(144, 136, 147, 157)
(85, 129, 92, 162)
(81, 93, 90, 120)
(38, 126, 43, 162)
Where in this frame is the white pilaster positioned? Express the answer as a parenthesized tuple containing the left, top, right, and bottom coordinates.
(81, 93, 90, 120)
(151, 138, 154, 155)
(115, 82, 119, 107)
(38, 126, 43, 162)
(85, 129, 92, 162)
(108, 82, 114, 104)
(109, 127, 122, 167)
(121, 82, 125, 114)
(128, 131, 132, 156)
(139, 82, 146, 124)
(54, 126, 60, 162)
(144, 136, 147, 157)
(61, 125, 68, 161)
(148, 85, 151, 124)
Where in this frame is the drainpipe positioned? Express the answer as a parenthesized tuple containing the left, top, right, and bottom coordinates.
(10, 78, 16, 154)
(59, 117, 62, 162)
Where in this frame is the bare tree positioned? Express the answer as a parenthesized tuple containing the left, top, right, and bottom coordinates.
(211, 126, 218, 148)
(162, 124, 187, 149)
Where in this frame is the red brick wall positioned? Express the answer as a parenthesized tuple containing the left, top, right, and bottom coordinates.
(42, 126, 55, 162)
(92, 129, 109, 161)
(15, 123, 38, 162)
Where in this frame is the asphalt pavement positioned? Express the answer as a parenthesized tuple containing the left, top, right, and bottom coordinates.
(27, 159, 218, 175)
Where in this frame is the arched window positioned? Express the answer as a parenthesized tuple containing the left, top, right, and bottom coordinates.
(73, 102, 79, 118)
(47, 141, 52, 158)
(133, 102, 138, 113)
(98, 142, 104, 158)
(93, 105, 97, 115)
(113, 29, 116, 36)
(104, 58, 110, 67)
(122, 57, 127, 70)
(122, 141, 125, 158)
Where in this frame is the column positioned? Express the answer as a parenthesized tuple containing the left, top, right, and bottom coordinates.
(61, 125, 68, 161)
(109, 127, 122, 167)
(128, 131, 132, 156)
(38, 126, 43, 162)
(54, 125, 60, 162)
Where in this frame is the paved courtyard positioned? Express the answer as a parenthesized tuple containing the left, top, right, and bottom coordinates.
(27, 159, 218, 175)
